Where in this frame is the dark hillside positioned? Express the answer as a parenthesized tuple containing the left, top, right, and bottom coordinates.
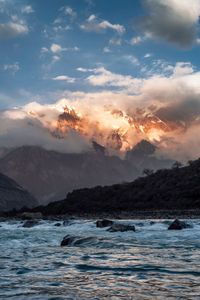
(33, 158, 200, 215)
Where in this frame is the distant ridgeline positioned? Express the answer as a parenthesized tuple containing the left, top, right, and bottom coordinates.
(29, 157, 200, 215)
(0, 140, 172, 208)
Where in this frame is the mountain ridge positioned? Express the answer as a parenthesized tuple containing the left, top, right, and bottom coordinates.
(0, 172, 38, 212)
(0, 140, 173, 205)
(28, 157, 200, 215)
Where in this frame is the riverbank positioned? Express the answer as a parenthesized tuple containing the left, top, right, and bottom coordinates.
(1, 209, 200, 221)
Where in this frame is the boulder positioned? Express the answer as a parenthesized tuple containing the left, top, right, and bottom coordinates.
(107, 223, 135, 232)
(96, 219, 113, 228)
(22, 220, 39, 228)
(168, 219, 192, 230)
(61, 235, 76, 246)
(60, 235, 96, 247)
(54, 222, 62, 227)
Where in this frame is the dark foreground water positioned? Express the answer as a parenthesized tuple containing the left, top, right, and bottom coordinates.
(0, 219, 200, 299)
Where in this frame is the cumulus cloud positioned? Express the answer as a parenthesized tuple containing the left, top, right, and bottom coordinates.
(139, 0, 200, 48)
(50, 43, 62, 53)
(0, 22, 28, 39)
(52, 75, 76, 83)
(86, 67, 142, 93)
(80, 14, 125, 34)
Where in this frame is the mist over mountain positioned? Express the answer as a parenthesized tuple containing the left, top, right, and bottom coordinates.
(0, 140, 173, 205)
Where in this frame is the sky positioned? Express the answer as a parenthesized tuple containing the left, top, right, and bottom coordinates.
(1, 0, 200, 160)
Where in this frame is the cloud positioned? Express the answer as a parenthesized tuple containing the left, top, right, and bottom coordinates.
(50, 43, 79, 53)
(21, 5, 34, 14)
(139, 0, 200, 48)
(3, 62, 20, 74)
(52, 55, 60, 63)
(80, 15, 125, 34)
(0, 22, 28, 39)
(172, 62, 194, 76)
(140, 59, 174, 77)
(109, 37, 122, 46)
(130, 36, 143, 45)
(52, 75, 76, 83)
(50, 43, 62, 53)
(123, 55, 140, 65)
(1, 61, 200, 160)
(63, 6, 77, 19)
(86, 67, 142, 93)
(0, 112, 89, 153)
(76, 67, 94, 72)
(103, 47, 111, 53)
(144, 53, 152, 58)
(40, 44, 79, 67)
(41, 47, 49, 54)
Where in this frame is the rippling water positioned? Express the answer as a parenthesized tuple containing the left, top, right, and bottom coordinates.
(0, 219, 200, 299)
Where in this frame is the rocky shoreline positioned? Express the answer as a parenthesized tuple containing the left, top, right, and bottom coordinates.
(1, 209, 200, 221)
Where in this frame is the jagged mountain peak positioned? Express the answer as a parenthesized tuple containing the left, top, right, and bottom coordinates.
(125, 139, 156, 160)
(132, 139, 156, 154)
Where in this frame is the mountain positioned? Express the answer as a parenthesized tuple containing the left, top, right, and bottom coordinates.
(125, 139, 173, 171)
(0, 145, 138, 204)
(0, 172, 37, 212)
(32, 158, 200, 215)
(0, 140, 173, 205)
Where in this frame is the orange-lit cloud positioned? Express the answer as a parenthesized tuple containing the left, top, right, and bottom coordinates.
(1, 62, 200, 161)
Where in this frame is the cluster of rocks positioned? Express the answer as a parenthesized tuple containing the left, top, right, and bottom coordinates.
(60, 218, 193, 247)
(6, 213, 193, 244)
(20, 212, 42, 228)
(96, 219, 135, 232)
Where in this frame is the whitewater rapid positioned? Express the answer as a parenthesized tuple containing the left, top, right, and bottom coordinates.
(0, 219, 200, 299)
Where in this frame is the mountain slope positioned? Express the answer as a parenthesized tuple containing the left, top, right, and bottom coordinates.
(35, 158, 200, 215)
(0, 145, 138, 204)
(125, 139, 173, 171)
(0, 172, 37, 212)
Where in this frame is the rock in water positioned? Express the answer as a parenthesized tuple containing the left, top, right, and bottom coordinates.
(60, 235, 97, 247)
(54, 222, 62, 227)
(22, 220, 39, 228)
(61, 235, 76, 246)
(168, 219, 192, 230)
(96, 219, 113, 228)
(107, 223, 135, 232)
